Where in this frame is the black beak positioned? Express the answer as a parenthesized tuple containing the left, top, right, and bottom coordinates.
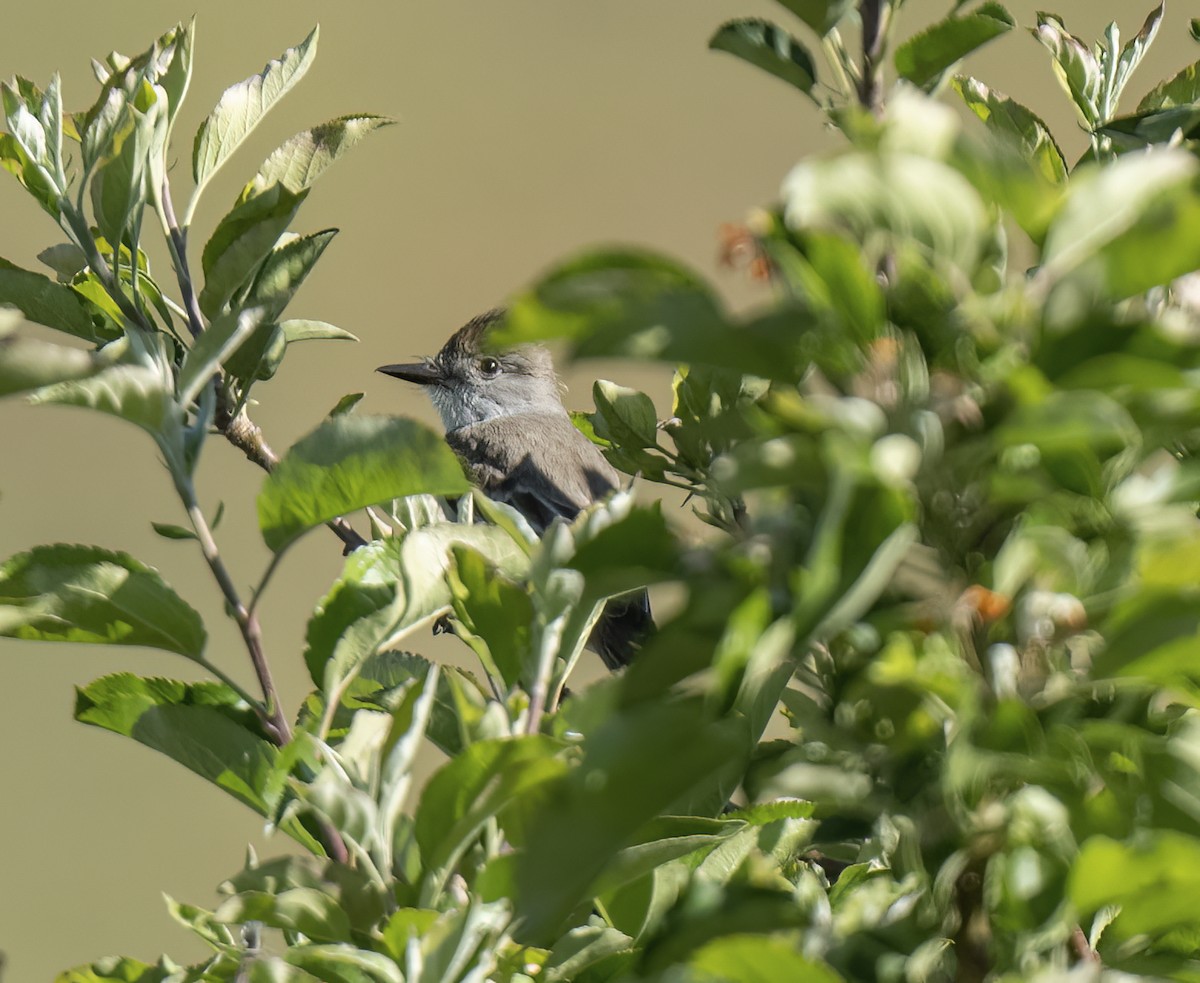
(376, 361, 442, 385)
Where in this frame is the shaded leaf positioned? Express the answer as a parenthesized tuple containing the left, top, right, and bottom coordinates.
(709, 19, 816, 97)
(771, 0, 853, 38)
(0, 258, 105, 340)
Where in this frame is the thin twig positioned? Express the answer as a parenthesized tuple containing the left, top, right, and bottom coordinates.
(177, 475, 291, 745)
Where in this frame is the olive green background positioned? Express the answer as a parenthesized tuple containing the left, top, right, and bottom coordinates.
(0, 1, 1187, 977)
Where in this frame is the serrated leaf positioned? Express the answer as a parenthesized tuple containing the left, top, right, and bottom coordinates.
(0, 545, 205, 658)
(30, 360, 178, 437)
(895, 3, 1014, 91)
(198, 183, 308, 319)
(0, 258, 104, 340)
(709, 19, 816, 97)
(953, 76, 1067, 184)
(447, 546, 533, 688)
(159, 19, 194, 130)
(257, 415, 470, 552)
(192, 26, 319, 189)
(247, 114, 395, 197)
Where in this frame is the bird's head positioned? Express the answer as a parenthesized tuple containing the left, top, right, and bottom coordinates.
(377, 309, 565, 432)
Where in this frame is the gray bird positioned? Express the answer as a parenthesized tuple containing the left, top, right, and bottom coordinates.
(377, 309, 652, 669)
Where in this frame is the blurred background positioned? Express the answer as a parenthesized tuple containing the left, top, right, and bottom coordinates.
(0, 1, 1190, 976)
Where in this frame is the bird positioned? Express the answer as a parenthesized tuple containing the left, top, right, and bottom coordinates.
(376, 308, 652, 669)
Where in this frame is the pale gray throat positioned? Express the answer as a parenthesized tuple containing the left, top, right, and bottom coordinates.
(426, 381, 568, 433)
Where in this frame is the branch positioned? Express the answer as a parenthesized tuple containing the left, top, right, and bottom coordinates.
(858, 0, 886, 115)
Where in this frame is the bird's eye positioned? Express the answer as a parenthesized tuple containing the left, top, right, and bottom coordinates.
(478, 356, 502, 378)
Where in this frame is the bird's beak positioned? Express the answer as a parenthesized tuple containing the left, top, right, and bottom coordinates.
(376, 361, 442, 386)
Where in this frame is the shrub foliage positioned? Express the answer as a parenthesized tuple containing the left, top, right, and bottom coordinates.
(4, 2, 1200, 980)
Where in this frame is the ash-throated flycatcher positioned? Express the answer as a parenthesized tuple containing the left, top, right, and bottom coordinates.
(377, 309, 652, 669)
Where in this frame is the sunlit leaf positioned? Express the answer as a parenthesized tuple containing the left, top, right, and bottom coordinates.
(192, 27, 319, 189)
(247, 114, 395, 197)
(895, 3, 1014, 92)
(257, 415, 470, 552)
(0, 545, 205, 658)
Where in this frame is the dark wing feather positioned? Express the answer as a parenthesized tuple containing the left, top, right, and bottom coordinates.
(446, 413, 619, 530)
(446, 412, 652, 668)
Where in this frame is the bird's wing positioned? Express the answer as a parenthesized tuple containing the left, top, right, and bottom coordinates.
(446, 413, 619, 531)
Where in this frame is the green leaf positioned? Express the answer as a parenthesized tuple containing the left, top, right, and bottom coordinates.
(198, 183, 308, 319)
(0, 130, 60, 218)
(280, 318, 357, 343)
(30, 361, 178, 439)
(544, 925, 635, 983)
(447, 546, 532, 689)
(192, 26, 319, 189)
(55, 957, 169, 983)
(689, 935, 844, 983)
(1099, 105, 1200, 151)
(1113, 3, 1163, 105)
(593, 380, 658, 449)
(0, 545, 205, 658)
(150, 521, 197, 541)
(0, 320, 106, 397)
(222, 856, 387, 937)
(0, 259, 105, 340)
(1031, 13, 1103, 126)
(178, 306, 269, 406)
(1071, 832, 1200, 940)
(1192, 18, 1200, 44)
(501, 249, 800, 382)
(246, 114, 395, 197)
(771, 0, 853, 38)
(895, 3, 1014, 92)
(257, 415, 470, 552)
(709, 19, 817, 97)
(159, 19, 194, 131)
(1042, 149, 1200, 302)
(952, 76, 1067, 184)
(329, 392, 363, 416)
(242, 230, 337, 323)
(415, 736, 568, 892)
(74, 673, 299, 827)
(1093, 589, 1200, 686)
(514, 698, 745, 943)
(1139, 59, 1200, 112)
(784, 143, 991, 281)
(90, 85, 159, 248)
(37, 243, 88, 282)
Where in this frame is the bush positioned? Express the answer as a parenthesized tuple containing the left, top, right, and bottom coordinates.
(4, 2, 1200, 980)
